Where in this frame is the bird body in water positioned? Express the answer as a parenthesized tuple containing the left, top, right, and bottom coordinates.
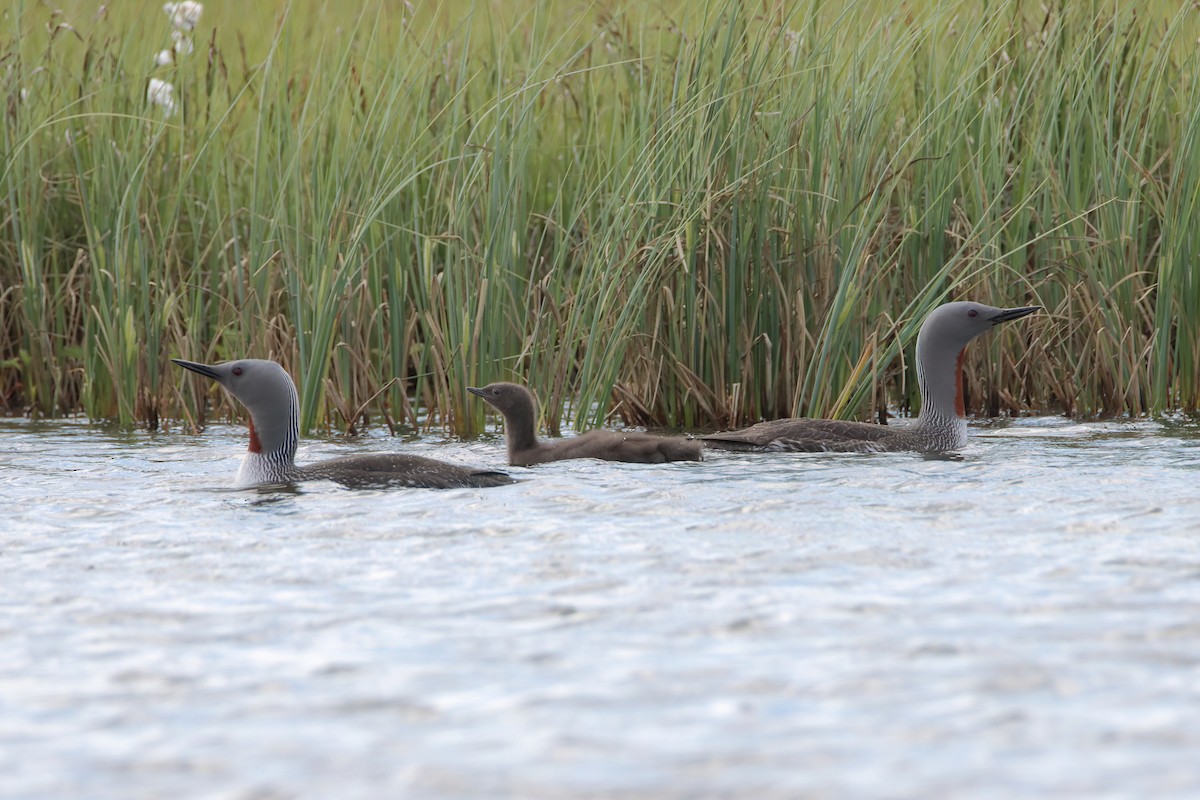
(701, 301, 1040, 454)
(467, 382, 703, 465)
(173, 358, 514, 489)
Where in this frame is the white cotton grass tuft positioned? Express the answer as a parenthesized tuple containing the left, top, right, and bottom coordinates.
(171, 30, 194, 55)
(146, 78, 176, 116)
(162, 1, 202, 31)
(156, 31, 194, 66)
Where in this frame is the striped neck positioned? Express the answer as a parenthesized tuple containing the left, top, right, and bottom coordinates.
(235, 451, 302, 487)
(235, 384, 301, 486)
(914, 343, 969, 449)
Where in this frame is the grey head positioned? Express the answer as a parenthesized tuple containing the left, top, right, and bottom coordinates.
(916, 301, 1040, 355)
(467, 382, 539, 451)
(914, 301, 1039, 421)
(172, 358, 300, 459)
(466, 382, 536, 417)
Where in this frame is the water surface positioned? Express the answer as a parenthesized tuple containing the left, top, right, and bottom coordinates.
(2, 416, 1199, 798)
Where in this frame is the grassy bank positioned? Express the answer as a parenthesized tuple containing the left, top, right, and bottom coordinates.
(2, 0, 1198, 435)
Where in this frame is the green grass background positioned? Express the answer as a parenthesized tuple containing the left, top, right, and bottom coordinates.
(2, 0, 1197, 434)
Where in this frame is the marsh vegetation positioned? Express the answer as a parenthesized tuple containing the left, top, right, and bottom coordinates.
(2, 0, 1197, 434)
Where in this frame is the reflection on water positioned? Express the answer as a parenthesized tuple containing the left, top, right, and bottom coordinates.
(920, 450, 965, 462)
(2, 416, 1199, 798)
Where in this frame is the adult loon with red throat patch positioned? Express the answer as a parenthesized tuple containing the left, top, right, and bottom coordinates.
(173, 358, 514, 489)
(701, 301, 1040, 453)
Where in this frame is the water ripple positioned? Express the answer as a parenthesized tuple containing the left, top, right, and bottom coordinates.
(2, 416, 1199, 798)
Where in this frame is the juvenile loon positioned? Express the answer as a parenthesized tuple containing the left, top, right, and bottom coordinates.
(701, 301, 1040, 453)
(467, 382, 703, 465)
(173, 358, 514, 489)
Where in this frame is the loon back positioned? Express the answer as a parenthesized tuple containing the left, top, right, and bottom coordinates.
(467, 381, 703, 466)
(700, 418, 952, 453)
(509, 428, 704, 466)
(300, 453, 516, 489)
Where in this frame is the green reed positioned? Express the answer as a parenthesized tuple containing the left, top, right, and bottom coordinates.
(1, 0, 1198, 435)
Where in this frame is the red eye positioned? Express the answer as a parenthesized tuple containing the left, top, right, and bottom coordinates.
(967, 309, 978, 318)
(232, 367, 243, 376)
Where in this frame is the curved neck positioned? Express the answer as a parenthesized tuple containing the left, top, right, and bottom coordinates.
(502, 396, 540, 457)
(915, 341, 967, 426)
(239, 384, 300, 482)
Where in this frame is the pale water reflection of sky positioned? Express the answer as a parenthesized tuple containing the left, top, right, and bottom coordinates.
(2, 416, 1198, 798)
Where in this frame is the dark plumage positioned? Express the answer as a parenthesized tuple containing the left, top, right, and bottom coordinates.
(701, 418, 910, 453)
(467, 382, 703, 466)
(301, 454, 515, 489)
(701, 301, 1041, 454)
(172, 358, 515, 489)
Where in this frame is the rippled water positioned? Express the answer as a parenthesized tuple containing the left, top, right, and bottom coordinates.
(3, 415, 1200, 799)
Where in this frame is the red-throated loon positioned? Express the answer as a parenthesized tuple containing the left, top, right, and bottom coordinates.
(701, 301, 1040, 453)
(173, 358, 514, 489)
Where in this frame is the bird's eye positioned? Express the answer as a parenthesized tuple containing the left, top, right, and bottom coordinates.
(967, 309, 978, 318)
(232, 366, 243, 376)
(492, 389, 500, 396)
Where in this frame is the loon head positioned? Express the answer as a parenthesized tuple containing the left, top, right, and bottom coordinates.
(173, 357, 300, 459)
(467, 382, 538, 419)
(916, 301, 1040, 356)
(913, 301, 1040, 422)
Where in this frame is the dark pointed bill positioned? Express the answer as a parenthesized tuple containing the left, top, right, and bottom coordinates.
(466, 387, 486, 398)
(172, 358, 222, 381)
(988, 306, 1040, 325)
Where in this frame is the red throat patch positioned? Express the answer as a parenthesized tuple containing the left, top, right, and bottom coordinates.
(954, 349, 966, 418)
(247, 417, 262, 453)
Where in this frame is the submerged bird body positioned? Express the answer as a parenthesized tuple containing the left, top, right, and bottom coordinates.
(703, 418, 950, 454)
(702, 301, 1039, 454)
(173, 358, 513, 489)
(467, 382, 703, 465)
(506, 427, 703, 466)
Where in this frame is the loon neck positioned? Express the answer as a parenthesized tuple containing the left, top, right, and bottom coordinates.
(954, 348, 966, 418)
(248, 418, 263, 453)
(500, 398, 541, 459)
(915, 345, 967, 428)
(238, 397, 301, 485)
(235, 450, 301, 487)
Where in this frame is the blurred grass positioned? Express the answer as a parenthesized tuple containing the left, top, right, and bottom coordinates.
(1, 0, 1197, 433)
